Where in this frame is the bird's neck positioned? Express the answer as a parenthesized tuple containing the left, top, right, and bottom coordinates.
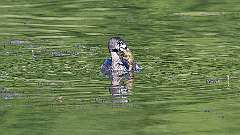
(111, 52, 122, 69)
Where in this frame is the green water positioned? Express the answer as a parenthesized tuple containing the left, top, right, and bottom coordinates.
(0, 0, 240, 135)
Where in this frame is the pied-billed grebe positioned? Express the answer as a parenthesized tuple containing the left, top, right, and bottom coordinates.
(101, 37, 141, 75)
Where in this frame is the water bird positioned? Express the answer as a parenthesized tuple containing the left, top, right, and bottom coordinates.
(101, 37, 141, 75)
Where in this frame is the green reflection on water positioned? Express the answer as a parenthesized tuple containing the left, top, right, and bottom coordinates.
(0, 0, 240, 135)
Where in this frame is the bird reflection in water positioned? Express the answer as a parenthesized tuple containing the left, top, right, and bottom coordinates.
(109, 71, 133, 103)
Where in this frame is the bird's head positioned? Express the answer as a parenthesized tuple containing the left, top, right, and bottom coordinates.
(108, 37, 128, 54)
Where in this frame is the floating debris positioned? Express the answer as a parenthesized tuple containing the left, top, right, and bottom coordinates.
(206, 78, 220, 84)
(50, 50, 80, 57)
(206, 75, 234, 85)
(9, 40, 25, 45)
(56, 96, 63, 103)
(0, 88, 20, 100)
(2, 39, 28, 46)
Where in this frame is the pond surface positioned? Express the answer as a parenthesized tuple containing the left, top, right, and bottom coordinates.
(0, 0, 240, 135)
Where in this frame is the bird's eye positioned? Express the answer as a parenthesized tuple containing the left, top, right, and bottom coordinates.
(117, 41, 123, 46)
(112, 49, 119, 52)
